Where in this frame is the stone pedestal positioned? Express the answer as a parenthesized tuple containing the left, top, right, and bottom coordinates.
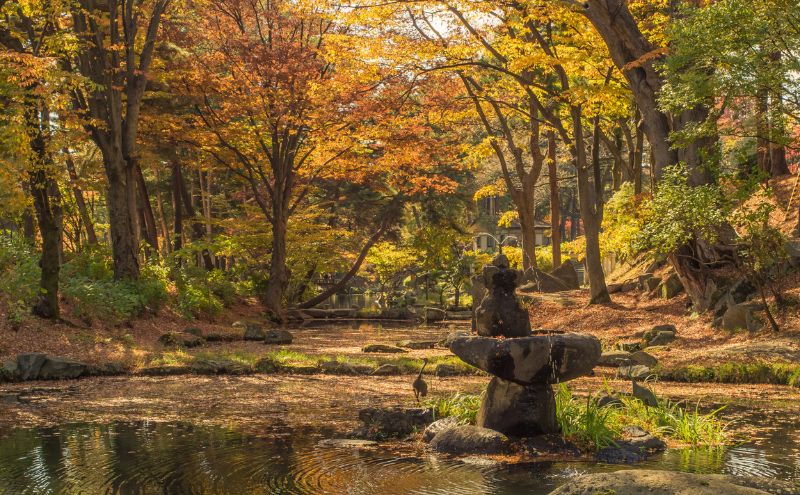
(477, 378, 558, 436)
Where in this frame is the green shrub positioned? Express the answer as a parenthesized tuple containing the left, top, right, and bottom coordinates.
(0, 235, 40, 323)
(424, 392, 482, 424)
(556, 384, 618, 449)
(59, 251, 167, 324)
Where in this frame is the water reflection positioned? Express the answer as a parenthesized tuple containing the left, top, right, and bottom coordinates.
(0, 420, 797, 494)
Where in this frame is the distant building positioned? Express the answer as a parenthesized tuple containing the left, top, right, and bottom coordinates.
(472, 195, 551, 251)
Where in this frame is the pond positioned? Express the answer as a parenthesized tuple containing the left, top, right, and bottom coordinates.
(0, 412, 797, 495)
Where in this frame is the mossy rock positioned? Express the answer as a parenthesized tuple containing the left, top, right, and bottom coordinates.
(254, 357, 281, 373)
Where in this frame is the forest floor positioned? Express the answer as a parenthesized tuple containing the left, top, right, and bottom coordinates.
(1, 277, 799, 380)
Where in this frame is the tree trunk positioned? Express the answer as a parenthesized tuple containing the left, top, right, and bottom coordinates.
(133, 162, 158, 252)
(64, 150, 98, 245)
(518, 192, 538, 272)
(573, 107, 610, 304)
(176, 163, 214, 269)
(102, 144, 141, 280)
(263, 185, 291, 318)
(547, 131, 561, 267)
(27, 117, 63, 320)
(171, 161, 184, 253)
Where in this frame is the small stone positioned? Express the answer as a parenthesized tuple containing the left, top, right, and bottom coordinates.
(619, 342, 642, 352)
(617, 364, 653, 380)
(372, 364, 401, 376)
(596, 393, 622, 408)
(191, 359, 251, 375)
(362, 344, 407, 354)
(643, 276, 661, 292)
(254, 357, 280, 373)
(598, 350, 633, 367)
(264, 329, 293, 345)
(430, 425, 512, 455)
(353, 407, 433, 440)
(661, 273, 684, 299)
(722, 304, 762, 332)
(319, 360, 363, 375)
(422, 416, 461, 442)
(243, 324, 266, 341)
(318, 439, 378, 448)
(397, 340, 437, 350)
(647, 331, 676, 347)
(434, 364, 461, 377)
(629, 350, 658, 368)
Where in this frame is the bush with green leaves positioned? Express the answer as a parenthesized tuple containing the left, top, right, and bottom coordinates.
(634, 165, 730, 258)
(600, 182, 649, 261)
(0, 235, 40, 324)
(60, 255, 168, 324)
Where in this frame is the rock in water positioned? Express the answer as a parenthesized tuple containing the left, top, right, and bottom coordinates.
(429, 425, 512, 455)
(547, 470, 775, 494)
(352, 407, 433, 440)
(478, 378, 558, 435)
(422, 416, 461, 442)
(475, 254, 531, 337)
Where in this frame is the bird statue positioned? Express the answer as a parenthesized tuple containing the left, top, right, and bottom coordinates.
(413, 358, 429, 402)
(632, 379, 658, 407)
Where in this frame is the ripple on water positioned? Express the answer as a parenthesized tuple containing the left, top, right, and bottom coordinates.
(0, 421, 797, 494)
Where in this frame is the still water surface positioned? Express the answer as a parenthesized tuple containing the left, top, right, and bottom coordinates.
(0, 414, 797, 495)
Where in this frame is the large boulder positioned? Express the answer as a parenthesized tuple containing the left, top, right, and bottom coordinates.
(352, 407, 433, 440)
(547, 470, 775, 495)
(1, 359, 19, 382)
(429, 425, 512, 455)
(37, 357, 89, 380)
(519, 268, 569, 293)
(549, 261, 580, 290)
(17, 353, 47, 380)
(449, 333, 601, 385)
(477, 378, 558, 435)
(424, 307, 446, 322)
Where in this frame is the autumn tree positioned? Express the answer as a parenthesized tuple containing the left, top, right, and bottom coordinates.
(69, 0, 172, 279)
